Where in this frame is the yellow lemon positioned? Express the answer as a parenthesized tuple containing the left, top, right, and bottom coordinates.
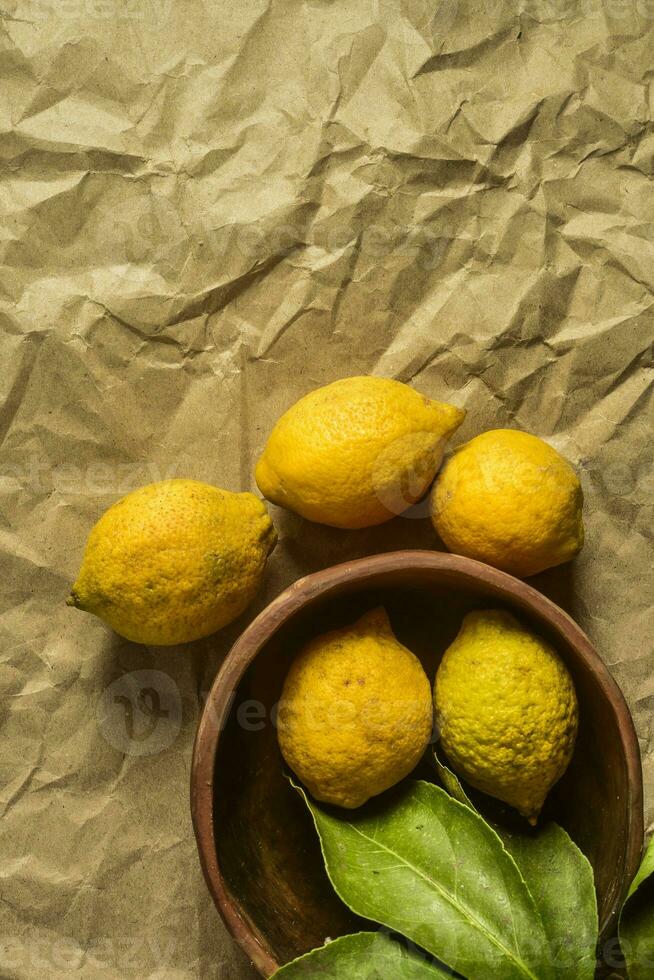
(67, 480, 276, 645)
(278, 608, 433, 808)
(256, 376, 465, 529)
(434, 609, 578, 823)
(432, 429, 583, 577)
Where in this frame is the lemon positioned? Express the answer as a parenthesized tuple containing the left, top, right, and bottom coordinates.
(67, 480, 277, 645)
(434, 609, 578, 824)
(432, 429, 584, 577)
(278, 608, 433, 808)
(256, 376, 465, 529)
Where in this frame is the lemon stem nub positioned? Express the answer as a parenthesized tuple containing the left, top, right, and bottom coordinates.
(66, 589, 81, 608)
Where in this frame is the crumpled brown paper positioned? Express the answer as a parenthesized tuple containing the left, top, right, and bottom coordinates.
(1, 0, 653, 976)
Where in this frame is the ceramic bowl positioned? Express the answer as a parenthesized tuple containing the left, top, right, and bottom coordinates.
(191, 551, 643, 977)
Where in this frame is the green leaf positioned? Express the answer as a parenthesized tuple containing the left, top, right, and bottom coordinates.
(620, 836, 654, 979)
(433, 749, 598, 979)
(628, 835, 654, 899)
(500, 826, 597, 979)
(295, 779, 554, 980)
(432, 746, 473, 809)
(272, 931, 455, 978)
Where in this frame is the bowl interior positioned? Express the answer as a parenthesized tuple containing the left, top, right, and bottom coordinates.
(210, 565, 640, 973)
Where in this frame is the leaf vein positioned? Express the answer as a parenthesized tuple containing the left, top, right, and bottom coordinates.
(347, 822, 539, 980)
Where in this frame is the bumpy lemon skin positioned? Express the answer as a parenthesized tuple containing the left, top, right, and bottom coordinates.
(256, 376, 465, 529)
(278, 608, 433, 809)
(431, 429, 584, 577)
(67, 480, 277, 645)
(434, 609, 578, 824)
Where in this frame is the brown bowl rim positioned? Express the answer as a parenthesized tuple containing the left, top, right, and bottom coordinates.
(191, 550, 644, 978)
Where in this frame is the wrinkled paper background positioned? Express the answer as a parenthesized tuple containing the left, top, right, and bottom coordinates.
(1, 0, 653, 977)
